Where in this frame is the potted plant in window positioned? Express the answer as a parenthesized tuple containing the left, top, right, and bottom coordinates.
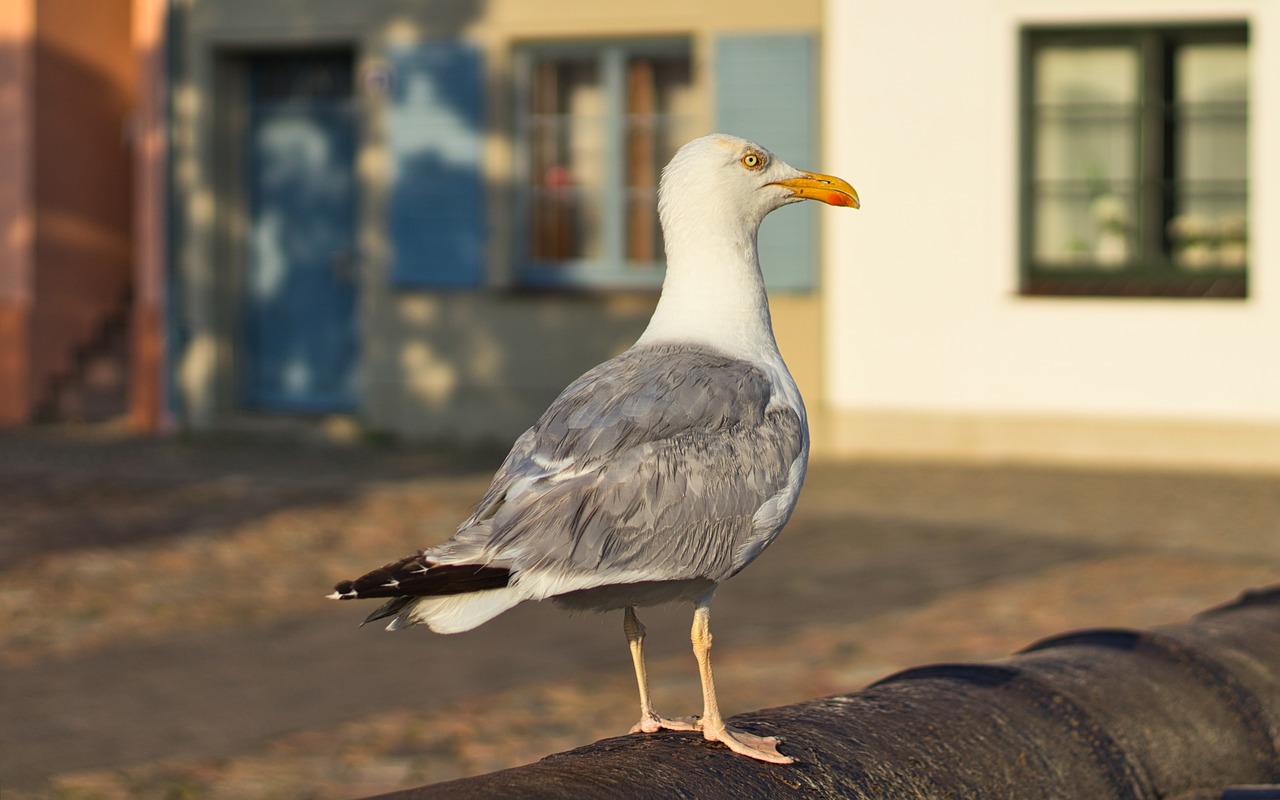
(1168, 213, 1213, 269)
(1215, 214, 1247, 268)
(1090, 193, 1130, 267)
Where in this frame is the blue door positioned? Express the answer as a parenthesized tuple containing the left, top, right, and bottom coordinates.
(243, 52, 358, 412)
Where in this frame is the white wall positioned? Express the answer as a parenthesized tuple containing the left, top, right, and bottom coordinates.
(822, 0, 1280, 434)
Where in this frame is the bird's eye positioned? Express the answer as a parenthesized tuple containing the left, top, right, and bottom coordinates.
(741, 153, 764, 170)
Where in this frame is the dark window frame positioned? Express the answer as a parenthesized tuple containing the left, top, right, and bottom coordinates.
(1019, 23, 1249, 299)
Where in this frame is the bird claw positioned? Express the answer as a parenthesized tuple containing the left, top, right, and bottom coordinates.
(703, 723, 794, 764)
(630, 712, 700, 734)
(631, 714, 792, 763)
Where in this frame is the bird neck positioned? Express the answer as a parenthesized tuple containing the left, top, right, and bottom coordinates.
(637, 226, 779, 360)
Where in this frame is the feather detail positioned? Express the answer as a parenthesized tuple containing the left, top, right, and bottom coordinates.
(329, 554, 510, 601)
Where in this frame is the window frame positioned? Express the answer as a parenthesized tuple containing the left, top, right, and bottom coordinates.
(1018, 23, 1249, 299)
(512, 38, 694, 290)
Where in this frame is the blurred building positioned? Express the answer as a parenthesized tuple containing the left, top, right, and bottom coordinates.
(0, 0, 165, 427)
(5, 0, 1277, 471)
(163, 0, 826, 444)
(824, 1, 1280, 469)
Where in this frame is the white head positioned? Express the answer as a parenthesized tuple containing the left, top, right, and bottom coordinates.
(639, 133, 858, 359)
(657, 134, 858, 244)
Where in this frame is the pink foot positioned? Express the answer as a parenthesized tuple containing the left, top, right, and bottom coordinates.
(701, 721, 794, 764)
(629, 712, 700, 734)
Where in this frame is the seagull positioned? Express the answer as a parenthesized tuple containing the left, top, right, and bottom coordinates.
(330, 133, 858, 763)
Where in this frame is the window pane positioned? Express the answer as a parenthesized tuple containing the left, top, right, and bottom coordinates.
(625, 54, 693, 263)
(1176, 115, 1247, 183)
(1177, 43, 1248, 103)
(1032, 45, 1138, 266)
(1176, 44, 1247, 182)
(528, 57, 604, 261)
(1170, 43, 1248, 269)
(1035, 111, 1135, 182)
(520, 42, 694, 284)
(1034, 189, 1136, 266)
(1034, 46, 1137, 181)
(1036, 46, 1139, 104)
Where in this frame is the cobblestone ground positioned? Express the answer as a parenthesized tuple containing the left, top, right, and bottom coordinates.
(2, 427, 1278, 799)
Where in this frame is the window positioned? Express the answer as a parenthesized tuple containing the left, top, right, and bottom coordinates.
(516, 41, 696, 288)
(1021, 25, 1248, 298)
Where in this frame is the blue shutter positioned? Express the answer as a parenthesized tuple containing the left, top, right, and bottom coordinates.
(387, 41, 486, 288)
(714, 34, 817, 291)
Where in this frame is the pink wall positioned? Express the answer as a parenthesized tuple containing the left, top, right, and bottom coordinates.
(0, 0, 138, 423)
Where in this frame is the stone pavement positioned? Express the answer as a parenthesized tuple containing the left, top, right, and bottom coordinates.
(1, 428, 1277, 799)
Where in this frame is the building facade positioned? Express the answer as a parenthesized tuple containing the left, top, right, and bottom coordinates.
(22, 0, 1272, 470)
(0, 0, 165, 427)
(167, 0, 826, 444)
(823, 0, 1280, 469)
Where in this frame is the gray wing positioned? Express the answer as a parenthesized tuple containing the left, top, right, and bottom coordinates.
(429, 344, 805, 586)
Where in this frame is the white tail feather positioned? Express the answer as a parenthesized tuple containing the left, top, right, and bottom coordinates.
(390, 588, 526, 634)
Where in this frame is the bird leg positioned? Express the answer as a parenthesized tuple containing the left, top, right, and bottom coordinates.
(624, 606, 698, 734)
(687, 592, 794, 764)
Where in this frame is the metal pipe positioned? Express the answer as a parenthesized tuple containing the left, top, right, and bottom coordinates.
(362, 587, 1280, 800)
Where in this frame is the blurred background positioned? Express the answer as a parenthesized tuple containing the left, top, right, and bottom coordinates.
(1, 0, 1278, 797)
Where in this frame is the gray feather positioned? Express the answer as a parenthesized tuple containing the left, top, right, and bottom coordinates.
(428, 343, 804, 588)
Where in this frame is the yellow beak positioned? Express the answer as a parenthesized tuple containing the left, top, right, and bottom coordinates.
(770, 171, 860, 208)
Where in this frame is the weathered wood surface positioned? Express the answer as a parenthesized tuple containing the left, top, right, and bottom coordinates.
(364, 588, 1280, 800)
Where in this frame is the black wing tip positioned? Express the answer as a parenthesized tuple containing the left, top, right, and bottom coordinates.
(327, 580, 359, 600)
(330, 558, 512, 602)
